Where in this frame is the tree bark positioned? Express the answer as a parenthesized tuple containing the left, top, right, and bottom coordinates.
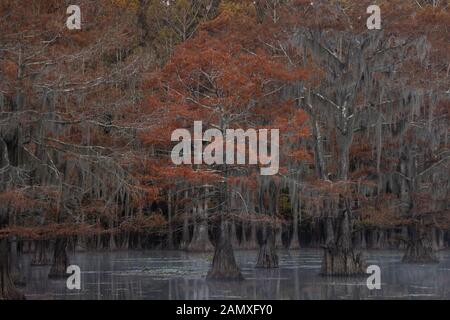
(360, 229, 367, 249)
(290, 181, 302, 249)
(180, 191, 191, 250)
(321, 210, 366, 276)
(75, 235, 87, 252)
(402, 224, 438, 263)
(275, 225, 283, 249)
(0, 237, 25, 299)
(207, 221, 243, 280)
(166, 191, 174, 250)
(31, 240, 50, 266)
(256, 224, 279, 268)
(10, 236, 25, 286)
(247, 221, 258, 250)
(230, 220, 239, 248)
(431, 227, 444, 251)
(290, 227, 301, 249)
(312, 119, 327, 180)
(188, 198, 213, 252)
(48, 238, 69, 278)
(207, 119, 243, 280)
(324, 217, 335, 246)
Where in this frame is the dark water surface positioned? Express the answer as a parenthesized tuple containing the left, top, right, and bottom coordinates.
(20, 249, 450, 300)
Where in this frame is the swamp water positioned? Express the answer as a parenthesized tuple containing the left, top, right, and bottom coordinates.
(20, 249, 450, 300)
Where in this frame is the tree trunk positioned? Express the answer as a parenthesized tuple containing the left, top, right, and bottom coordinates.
(431, 227, 444, 251)
(360, 229, 367, 249)
(321, 211, 366, 276)
(256, 225, 279, 268)
(290, 209, 300, 249)
(402, 225, 438, 263)
(121, 232, 130, 250)
(275, 225, 283, 249)
(166, 191, 174, 249)
(207, 120, 243, 280)
(189, 221, 213, 252)
(240, 222, 249, 249)
(373, 228, 385, 249)
(48, 238, 68, 278)
(75, 214, 87, 251)
(230, 220, 239, 249)
(312, 119, 327, 180)
(188, 199, 213, 252)
(0, 237, 24, 299)
(23, 241, 31, 254)
(399, 226, 408, 249)
(437, 228, 444, 250)
(247, 222, 258, 250)
(109, 229, 117, 251)
(180, 203, 191, 250)
(75, 235, 87, 252)
(96, 227, 103, 250)
(10, 237, 25, 286)
(324, 217, 335, 246)
(207, 221, 243, 280)
(0, 200, 24, 299)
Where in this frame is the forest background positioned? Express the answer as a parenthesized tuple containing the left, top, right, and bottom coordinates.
(0, 0, 449, 299)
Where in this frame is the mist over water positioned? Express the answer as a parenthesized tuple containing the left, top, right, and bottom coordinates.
(21, 249, 450, 300)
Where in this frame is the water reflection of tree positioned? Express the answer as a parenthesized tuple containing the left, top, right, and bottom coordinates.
(18, 250, 450, 299)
